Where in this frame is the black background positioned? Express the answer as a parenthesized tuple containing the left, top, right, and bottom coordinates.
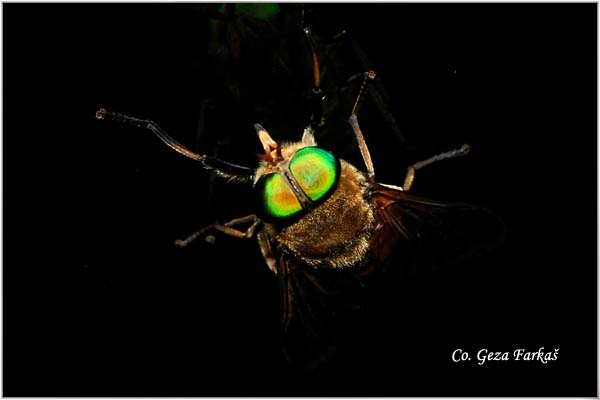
(4, 3, 597, 397)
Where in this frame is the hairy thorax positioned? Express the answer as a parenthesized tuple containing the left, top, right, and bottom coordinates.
(264, 160, 375, 268)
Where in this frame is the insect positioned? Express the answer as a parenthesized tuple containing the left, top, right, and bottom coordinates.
(96, 17, 502, 369)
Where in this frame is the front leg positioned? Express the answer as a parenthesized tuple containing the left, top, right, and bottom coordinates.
(175, 215, 278, 275)
(175, 214, 260, 247)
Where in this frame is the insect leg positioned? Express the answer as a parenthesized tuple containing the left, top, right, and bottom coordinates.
(302, 18, 324, 130)
(257, 231, 277, 275)
(95, 108, 253, 182)
(332, 30, 404, 144)
(349, 71, 377, 181)
(213, 218, 260, 239)
(175, 214, 260, 247)
(402, 144, 471, 192)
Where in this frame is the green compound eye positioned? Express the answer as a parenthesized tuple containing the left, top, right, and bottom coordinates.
(255, 147, 340, 221)
(289, 147, 340, 202)
(256, 173, 302, 219)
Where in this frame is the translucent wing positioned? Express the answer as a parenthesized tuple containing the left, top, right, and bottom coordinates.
(368, 183, 506, 277)
(277, 255, 365, 370)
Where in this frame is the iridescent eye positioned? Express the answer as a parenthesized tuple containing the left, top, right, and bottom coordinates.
(289, 147, 340, 203)
(255, 173, 302, 220)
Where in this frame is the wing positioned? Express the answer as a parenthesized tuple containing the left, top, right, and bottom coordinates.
(274, 184, 504, 369)
(277, 254, 365, 370)
(368, 183, 506, 277)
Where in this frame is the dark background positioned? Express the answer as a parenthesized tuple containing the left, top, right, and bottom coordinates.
(4, 3, 597, 396)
